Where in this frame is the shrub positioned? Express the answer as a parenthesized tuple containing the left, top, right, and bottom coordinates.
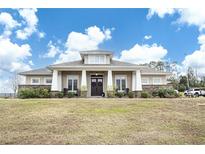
(18, 88, 34, 98)
(107, 91, 115, 98)
(178, 92, 184, 97)
(178, 85, 186, 92)
(115, 92, 124, 98)
(154, 88, 178, 98)
(128, 92, 134, 98)
(67, 92, 75, 98)
(141, 91, 150, 98)
(55, 92, 64, 98)
(36, 88, 50, 98)
(18, 88, 51, 99)
(152, 90, 158, 97)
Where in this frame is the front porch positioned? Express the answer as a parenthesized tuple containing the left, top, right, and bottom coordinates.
(51, 69, 142, 97)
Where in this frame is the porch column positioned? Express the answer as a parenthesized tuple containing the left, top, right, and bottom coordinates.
(58, 71, 62, 91)
(51, 70, 59, 91)
(81, 69, 87, 90)
(132, 71, 136, 91)
(107, 69, 113, 91)
(135, 70, 142, 91)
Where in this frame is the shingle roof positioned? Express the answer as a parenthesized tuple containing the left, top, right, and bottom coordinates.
(19, 60, 170, 75)
(48, 59, 138, 68)
(140, 66, 170, 74)
(19, 68, 52, 75)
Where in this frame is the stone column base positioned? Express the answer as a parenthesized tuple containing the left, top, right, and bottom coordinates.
(133, 91, 142, 98)
(80, 91, 87, 97)
(51, 91, 60, 98)
(107, 91, 115, 98)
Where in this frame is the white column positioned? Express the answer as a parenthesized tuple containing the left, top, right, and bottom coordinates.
(81, 69, 87, 90)
(107, 70, 113, 91)
(136, 70, 142, 91)
(58, 71, 62, 91)
(132, 71, 136, 91)
(51, 70, 59, 91)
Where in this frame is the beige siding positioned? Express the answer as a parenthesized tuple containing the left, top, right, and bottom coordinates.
(62, 71, 82, 90)
(141, 75, 168, 85)
(84, 56, 88, 64)
(112, 71, 132, 90)
(106, 55, 111, 64)
(25, 75, 52, 85)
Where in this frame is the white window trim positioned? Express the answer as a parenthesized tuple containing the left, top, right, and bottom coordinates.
(67, 75, 79, 92)
(115, 75, 127, 92)
(142, 77, 149, 85)
(31, 77, 40, 85)
(44, 77, 52, 85)
(153, 77, 162, 85)
(88, 55, 106, 64)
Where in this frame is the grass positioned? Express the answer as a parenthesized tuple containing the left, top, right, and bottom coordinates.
(0, 98, 204, 144)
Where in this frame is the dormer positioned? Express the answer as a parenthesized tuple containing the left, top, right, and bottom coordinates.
(80, 50, 113, 64)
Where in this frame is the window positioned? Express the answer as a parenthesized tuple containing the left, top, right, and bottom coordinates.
(88, 55, 105, 64)
(142, 78, 149, 85)
(68, 75, 79, 91)
(115, 75, 127, 91)
(153, 78, 162, 84)
(44, 78, 52, 85)
(31, 78, 40, 84)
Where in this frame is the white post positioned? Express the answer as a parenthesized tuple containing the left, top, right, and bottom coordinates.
(58, 71, 62, 91)
(132, 71, 136, 91)
(107, 70, 113, 91)
(81, 69, 87, 90)
(51, 70, 59, 91)
(136, 70, 142, 91)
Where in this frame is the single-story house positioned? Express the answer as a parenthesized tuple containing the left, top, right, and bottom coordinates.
(19, 50, 171, 97)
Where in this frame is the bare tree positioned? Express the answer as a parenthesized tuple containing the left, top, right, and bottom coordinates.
(9, 72, 20, 95)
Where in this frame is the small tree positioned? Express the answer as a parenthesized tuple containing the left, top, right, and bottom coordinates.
(9, 72, 20, 95)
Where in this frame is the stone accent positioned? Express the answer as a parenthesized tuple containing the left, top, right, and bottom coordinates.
(132, 91, 142, 98)
(107, 91, 115, 98)
(142, 84, 173, 93)
(50, 91, 60, 98)
(18, 85, 51, 90)
(80, 90, 87, 97)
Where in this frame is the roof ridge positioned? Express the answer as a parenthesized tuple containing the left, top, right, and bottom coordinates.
(112, 59, 137, 65)
(49, 60, 82, 67)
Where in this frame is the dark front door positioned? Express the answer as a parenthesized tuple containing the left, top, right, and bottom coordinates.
(91, 78, 103, 96)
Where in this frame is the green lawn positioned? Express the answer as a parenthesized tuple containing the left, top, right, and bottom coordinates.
(0, 98, 204, 144)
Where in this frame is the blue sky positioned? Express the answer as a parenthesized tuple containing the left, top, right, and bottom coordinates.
(1, 8, 205, 92)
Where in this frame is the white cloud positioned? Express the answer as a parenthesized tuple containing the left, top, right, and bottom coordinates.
(16, 8, 42, 40)
(55, 26, 113, 63)
(147, 8, 176, 20)
(144, 35, 152, 40)
(181, 34, 205, 76)
(182, 51, 205, 76)
(66, 26, 112, 51)
(0, 12, 20, 29)
(0, 12, 20, 38)
(176, 8, 205, 32)
(43, 41, 61, 58)
(28, 60, 34, 66)
(147, 8, 205, 32)
(0, 37, 32, 73)
(119, 43, 168, 64)
(198, 34, 205, 44)
(55, 50, 81, 64)
(38, 31, 45, 38)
